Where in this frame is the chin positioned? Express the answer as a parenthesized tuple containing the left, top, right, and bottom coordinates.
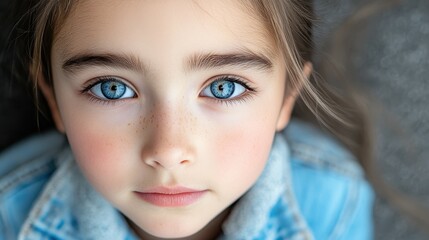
(148, 230, 198, 239)
(131, 217, 209, 239)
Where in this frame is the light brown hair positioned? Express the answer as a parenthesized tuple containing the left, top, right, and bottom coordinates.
(23, 0, 429, 235)
(30, 0, 354, 154)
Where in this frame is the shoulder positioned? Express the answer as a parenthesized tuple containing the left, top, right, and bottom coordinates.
(284, 119, 374, 240)
(284, 119, 361, 177)
(0, 131, 66, 239)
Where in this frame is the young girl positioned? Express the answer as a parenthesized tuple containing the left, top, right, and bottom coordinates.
(0, 0, 374, 239)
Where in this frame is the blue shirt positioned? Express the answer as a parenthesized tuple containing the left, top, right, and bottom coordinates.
(0, 119, 374, 239)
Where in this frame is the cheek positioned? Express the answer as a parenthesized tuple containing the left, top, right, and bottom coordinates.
(61, 107, 136, 194)
(201, 87, 285, 196)
(209, 117, 276, 194)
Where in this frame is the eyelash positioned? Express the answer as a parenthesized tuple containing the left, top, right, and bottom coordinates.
(202, 75, 257, 106)
(79, 76, 137, 105)
(79, 75, 258, 106)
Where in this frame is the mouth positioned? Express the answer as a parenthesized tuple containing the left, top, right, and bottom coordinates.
(135, 186, 208, 207)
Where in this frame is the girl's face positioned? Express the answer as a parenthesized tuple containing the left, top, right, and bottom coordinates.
(45, 0, 296, 238)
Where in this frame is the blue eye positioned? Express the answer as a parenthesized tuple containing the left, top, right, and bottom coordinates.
(202, 77, 246, 99)
(90, 79, 135, 100)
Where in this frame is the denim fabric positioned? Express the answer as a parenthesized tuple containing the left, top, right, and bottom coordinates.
(287, 120, 374, 240)
(0, 132, 65, 240)
(0, 119, 374, 240)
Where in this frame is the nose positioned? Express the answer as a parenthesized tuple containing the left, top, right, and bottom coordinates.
(144, 148, 192, 170)
(141, 104, 196, 170)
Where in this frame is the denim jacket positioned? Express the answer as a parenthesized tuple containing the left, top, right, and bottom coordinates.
(0, 119, 374, 240)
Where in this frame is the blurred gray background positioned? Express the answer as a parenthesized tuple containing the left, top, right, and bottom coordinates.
(313, 0, 429, 239)
(1, 0, 428, 239)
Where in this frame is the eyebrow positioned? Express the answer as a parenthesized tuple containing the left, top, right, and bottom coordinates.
(62, 51, 273, 73)
(185, 51, 273, 72)
(62, 53, 146, 73)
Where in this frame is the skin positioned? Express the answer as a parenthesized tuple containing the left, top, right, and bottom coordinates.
(39, 0, 311, 239)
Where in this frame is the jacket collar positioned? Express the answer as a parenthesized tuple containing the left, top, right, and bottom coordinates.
(18, 148, 135, 240)
(19, 134, 312, 240)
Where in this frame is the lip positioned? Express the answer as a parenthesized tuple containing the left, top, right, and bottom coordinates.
(135, 186, 207, 207)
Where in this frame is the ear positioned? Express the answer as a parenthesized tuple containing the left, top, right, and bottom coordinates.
(36, 72, 66, 133)
(275, 62, 313, 131)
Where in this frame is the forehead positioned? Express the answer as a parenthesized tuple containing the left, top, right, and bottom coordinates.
(53, 0, 277, 63)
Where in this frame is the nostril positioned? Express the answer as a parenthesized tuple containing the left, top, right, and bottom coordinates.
(144, 158, 160, 168)
(144, 157, 191, 169)
(180, 159, 190, 165)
